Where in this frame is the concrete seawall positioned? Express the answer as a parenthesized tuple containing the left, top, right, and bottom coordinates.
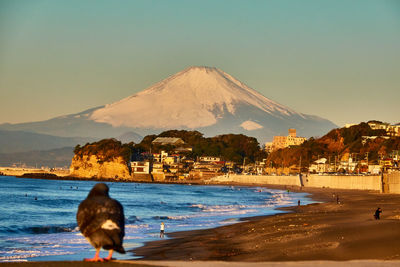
(211, 173, 400, 193)
(303, 174, 382, 191)
(384, 171, 400, 193)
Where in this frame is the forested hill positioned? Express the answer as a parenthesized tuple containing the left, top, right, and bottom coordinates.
(73, 139, 134, 163)
(267, 122, 400, 167)
(134, 130, 267, 163)
(72, 131, 267, 164)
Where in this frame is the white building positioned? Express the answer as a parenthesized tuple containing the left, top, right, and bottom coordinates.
(199, 156, 221, 162)
(265, 129, 307, 152)
(130, 161, 151, 174)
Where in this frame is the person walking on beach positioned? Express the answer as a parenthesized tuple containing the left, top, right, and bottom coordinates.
(374, 207, 382, 220)
(160, 222, 165, 238)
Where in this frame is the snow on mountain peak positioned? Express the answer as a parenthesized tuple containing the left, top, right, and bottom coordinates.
(240, 120, 264, 131)
(90, 66, 300, 129)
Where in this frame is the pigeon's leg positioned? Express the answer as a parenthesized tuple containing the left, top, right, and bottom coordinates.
(104, 249, 114, 261)
(84, 248, 104, 262)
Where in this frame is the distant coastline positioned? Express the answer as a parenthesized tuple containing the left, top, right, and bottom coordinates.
(0, 167, 209, 185)
(2, 166, 400, 195)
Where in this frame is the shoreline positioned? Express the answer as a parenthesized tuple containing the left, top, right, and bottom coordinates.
(2, 175, 400, 263)
(0, 172, 210, 185)
(132, 185, 400, 261)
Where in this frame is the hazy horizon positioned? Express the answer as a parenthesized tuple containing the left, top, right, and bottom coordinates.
(0, 0, 399, 127)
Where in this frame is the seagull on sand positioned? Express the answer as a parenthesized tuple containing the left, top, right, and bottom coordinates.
(77, 183, 125, 261)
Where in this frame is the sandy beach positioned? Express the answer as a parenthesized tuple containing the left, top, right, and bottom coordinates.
(133, 185, 400, 261)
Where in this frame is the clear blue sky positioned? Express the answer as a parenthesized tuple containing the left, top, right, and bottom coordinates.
(0, 0, 399, 127)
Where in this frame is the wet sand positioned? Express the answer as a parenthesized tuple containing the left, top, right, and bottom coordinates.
(133, 186, 400, 261)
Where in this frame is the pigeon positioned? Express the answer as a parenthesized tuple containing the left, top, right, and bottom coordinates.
(77, 183, 125, 261)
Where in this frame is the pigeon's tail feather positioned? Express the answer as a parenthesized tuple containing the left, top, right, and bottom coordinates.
(115, 245, 125, 254)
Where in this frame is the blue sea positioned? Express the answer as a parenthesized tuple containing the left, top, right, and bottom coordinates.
(0, 176, 313, 262)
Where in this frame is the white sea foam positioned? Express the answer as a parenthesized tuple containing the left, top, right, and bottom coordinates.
(125, 224, 149, 229)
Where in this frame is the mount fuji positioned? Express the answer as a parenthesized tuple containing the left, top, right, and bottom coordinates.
(0, 66, 336, 145)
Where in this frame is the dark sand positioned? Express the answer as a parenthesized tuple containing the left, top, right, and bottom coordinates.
(0, 262, 158, 267)
(133, 186, 400, 261)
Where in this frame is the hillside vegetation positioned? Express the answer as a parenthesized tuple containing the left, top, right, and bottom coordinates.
(72, 123, 399, 169)
(267, 122, 400, 167)
(73, 139, 134, 163)
(135, 130, 267, 163)
(74, 131, 266, 164)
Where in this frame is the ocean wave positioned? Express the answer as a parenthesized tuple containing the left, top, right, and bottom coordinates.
(151, 216, 170, 220)
(0, 248, 74, 262)
(190, 204, 206, 209)
(219, 218, 240, 224)
(125, 224, 149, 229)
(126, 215, 141, 224)
(166, 215, 192, 220)
(0, 224, 76, 235)
(190, 203, 249, 213)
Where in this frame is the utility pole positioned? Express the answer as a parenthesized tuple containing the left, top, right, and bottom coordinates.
(334, 155, 337, 172)
(328, 155, 331, 171)
(347, 153, 350, 173)
(299, 156, 302, 174)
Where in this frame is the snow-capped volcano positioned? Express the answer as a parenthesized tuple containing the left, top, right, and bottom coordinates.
(0, 66, 337, 144)
(90, 66, 301, 129)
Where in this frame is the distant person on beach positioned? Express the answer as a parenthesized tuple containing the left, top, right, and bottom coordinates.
(298, 200, 300, 206)
(336, 195, 340, 204)
(374, 207, 382, 220)
(160, 222, 165, 238)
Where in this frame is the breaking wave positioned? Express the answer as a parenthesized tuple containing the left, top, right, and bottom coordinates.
(0, 224, 76, 235)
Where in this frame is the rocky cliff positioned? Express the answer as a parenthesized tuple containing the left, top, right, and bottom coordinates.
(70, 155, 131, 179)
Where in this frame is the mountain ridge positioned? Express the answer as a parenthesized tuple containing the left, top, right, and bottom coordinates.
(0, 66, 337, 144)
(90, 66, 303, 129)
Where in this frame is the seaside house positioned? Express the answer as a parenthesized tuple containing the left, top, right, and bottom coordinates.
(164, 154, 181, 165)
(199, 156, 221, 162)
(151, 162, 164, 173)
(255, 159, 267, 175)
(309, 158, 328, 173)
(339, 157, 357, 173)
(368, 121, 400, 137)
(189, 161, 223, 179)
(151, 162, 165, 181)
(130, 161, 151, 174)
